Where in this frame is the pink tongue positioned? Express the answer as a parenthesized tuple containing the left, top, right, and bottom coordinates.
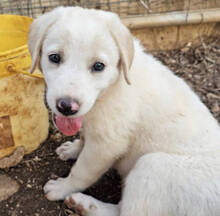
(55, 116, 83, 136)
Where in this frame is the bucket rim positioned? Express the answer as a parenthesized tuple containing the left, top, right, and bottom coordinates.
(0, 45, 29, 62)
(0, 14, 33, 60)
(0, 14, 33, 21)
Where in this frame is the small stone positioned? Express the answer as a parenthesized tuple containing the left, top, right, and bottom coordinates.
(187, 74, 192, 78)
(54, 133, 62, 142)
(211, 103, 220, 114)
(0, 146, 25, 168)
(33, 156, 41, 162)
(181, 47, 190, 52)
(11, 211, 17, 216)
(26, 184, 32, 188)
(50, 173, 58, 179)
(215, 77, 220, 89)
(207, 93, 220, 100)
(186, 42, 192, 47)
(0, 175, 19, 202)
(194, 75, 201, 80)
(169, 59, 176, 64)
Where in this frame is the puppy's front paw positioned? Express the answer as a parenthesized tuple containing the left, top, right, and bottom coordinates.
(44, 177, 74, 201)
(56, 140, 82, 161)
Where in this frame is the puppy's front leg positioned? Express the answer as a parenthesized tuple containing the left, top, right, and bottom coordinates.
(44, 139, 126, 201)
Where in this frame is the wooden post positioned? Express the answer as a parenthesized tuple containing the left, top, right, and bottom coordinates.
(122, 8, 220, 29)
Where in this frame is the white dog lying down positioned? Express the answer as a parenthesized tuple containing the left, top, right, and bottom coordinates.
(28, 7, 220, 216)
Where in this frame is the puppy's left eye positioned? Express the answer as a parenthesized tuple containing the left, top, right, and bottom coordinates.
(48, 54, 61, 64)
(92, 62, 105, 72)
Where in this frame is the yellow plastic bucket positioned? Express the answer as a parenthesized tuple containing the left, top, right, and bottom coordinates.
(0, 15, 48, 160)
(0, 15, 42, 78)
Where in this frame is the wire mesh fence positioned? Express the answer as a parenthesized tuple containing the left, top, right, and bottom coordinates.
(0, 0, 220, 18)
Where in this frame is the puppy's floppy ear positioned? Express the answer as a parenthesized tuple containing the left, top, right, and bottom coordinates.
(100, 12, 134, 85)
(28, 7, 63, 73)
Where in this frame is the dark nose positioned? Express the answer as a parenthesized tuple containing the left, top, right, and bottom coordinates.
(56, 97, 80, 116)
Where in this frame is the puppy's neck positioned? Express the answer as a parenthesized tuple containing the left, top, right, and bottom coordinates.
(84, 72, 129, 120)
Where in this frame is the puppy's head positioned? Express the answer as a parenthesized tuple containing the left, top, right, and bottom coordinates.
(28, 7, 134, 135)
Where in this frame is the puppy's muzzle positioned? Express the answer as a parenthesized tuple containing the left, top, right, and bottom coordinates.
(56, 97, 80, 116)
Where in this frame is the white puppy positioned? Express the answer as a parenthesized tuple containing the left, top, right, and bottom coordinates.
(28, 7, 220, 216)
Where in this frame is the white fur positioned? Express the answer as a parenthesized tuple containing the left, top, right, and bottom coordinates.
(56, 139, 83, 161)
(29, 7, 220, 216)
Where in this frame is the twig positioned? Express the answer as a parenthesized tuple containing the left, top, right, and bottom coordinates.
(139, 0, 151, 13)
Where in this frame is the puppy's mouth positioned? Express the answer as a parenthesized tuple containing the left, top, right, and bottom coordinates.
(53, 114, 83, 136)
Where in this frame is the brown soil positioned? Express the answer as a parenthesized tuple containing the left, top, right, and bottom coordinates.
(0, 38, 219, 216)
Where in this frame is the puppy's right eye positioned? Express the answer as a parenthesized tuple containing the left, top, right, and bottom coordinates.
(92, 62, 105, 72)
(48, 54, 61, 64)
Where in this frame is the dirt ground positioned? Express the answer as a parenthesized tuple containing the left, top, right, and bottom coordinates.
(0, 38, 219, 216)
